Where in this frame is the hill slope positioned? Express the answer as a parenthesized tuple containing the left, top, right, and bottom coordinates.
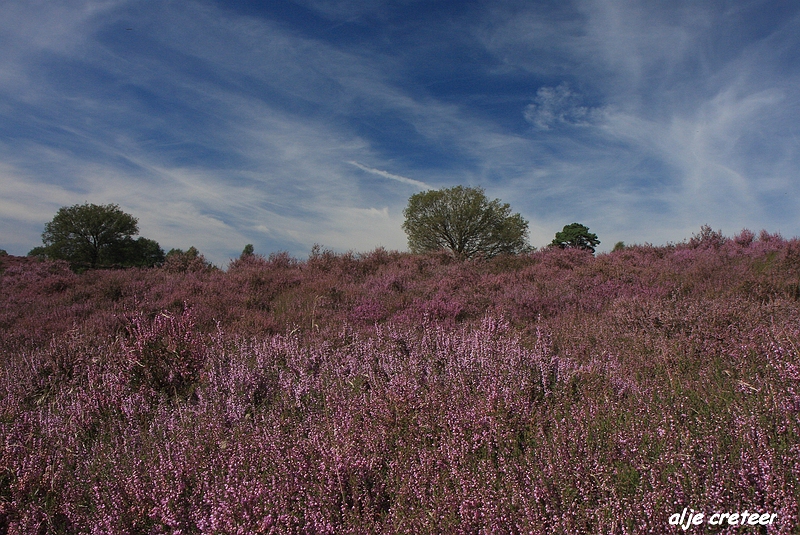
(1, 231, 799, 533)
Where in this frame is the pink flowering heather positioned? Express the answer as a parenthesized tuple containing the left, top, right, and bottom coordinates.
(1, 231, 799, 533)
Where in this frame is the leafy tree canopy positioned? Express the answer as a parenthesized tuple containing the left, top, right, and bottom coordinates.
(106, 237, 166, 268)
(551, 223, 600, 253)
(402, 186, 530, 259)
(30, 203, 163, 268)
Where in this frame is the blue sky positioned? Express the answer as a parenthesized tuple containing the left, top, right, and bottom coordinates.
(2, 0, 799, 266)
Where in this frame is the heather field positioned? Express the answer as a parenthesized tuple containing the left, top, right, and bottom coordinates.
(1, 229, 799, 534)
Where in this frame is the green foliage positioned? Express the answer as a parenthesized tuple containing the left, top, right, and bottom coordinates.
(241, 244, 255, 258)
(613, 241, 625, 252)
(552, 223, 600, 253)
(31, 203, 163, 268)
(106, 237, 166, 267)
(402, 185, 530, 259)
(28, 246, 48, 259)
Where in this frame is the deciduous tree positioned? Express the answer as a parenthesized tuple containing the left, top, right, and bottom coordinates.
(30, 203, 163, 268)
(402, 186, 530, 259)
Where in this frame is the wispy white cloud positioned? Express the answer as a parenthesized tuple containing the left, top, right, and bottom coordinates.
(474, 0, 800, 246)
(347, 161, 432, 189)
(524, 83, 603, 129)
(1, 0, 799, 263)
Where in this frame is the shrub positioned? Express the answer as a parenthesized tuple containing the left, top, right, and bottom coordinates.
(163, 246, 213, 273)
(121, 306, 206, 398)
(688, 224, 726, 249)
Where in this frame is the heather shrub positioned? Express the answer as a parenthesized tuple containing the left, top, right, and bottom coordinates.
(227, 252, 302, 313)
(349, 299, 389, 324)
(356, 247, 404, 272)
(121, 306, 207, 398)
(733, 228, 756, 247)
(688, 224, 726, 249)
(2, 231, 800, 533)
(0, 257, 75, 293)
(163, 246, 213, 273)
(307, 243, 339, 272)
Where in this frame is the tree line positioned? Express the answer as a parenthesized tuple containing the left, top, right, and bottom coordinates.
(25, 188, 601, 270)
(26, 203, 207, 271)
(404, 185, 599, 258)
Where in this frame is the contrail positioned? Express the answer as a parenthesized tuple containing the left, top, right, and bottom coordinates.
(347, 161, 433, 190)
